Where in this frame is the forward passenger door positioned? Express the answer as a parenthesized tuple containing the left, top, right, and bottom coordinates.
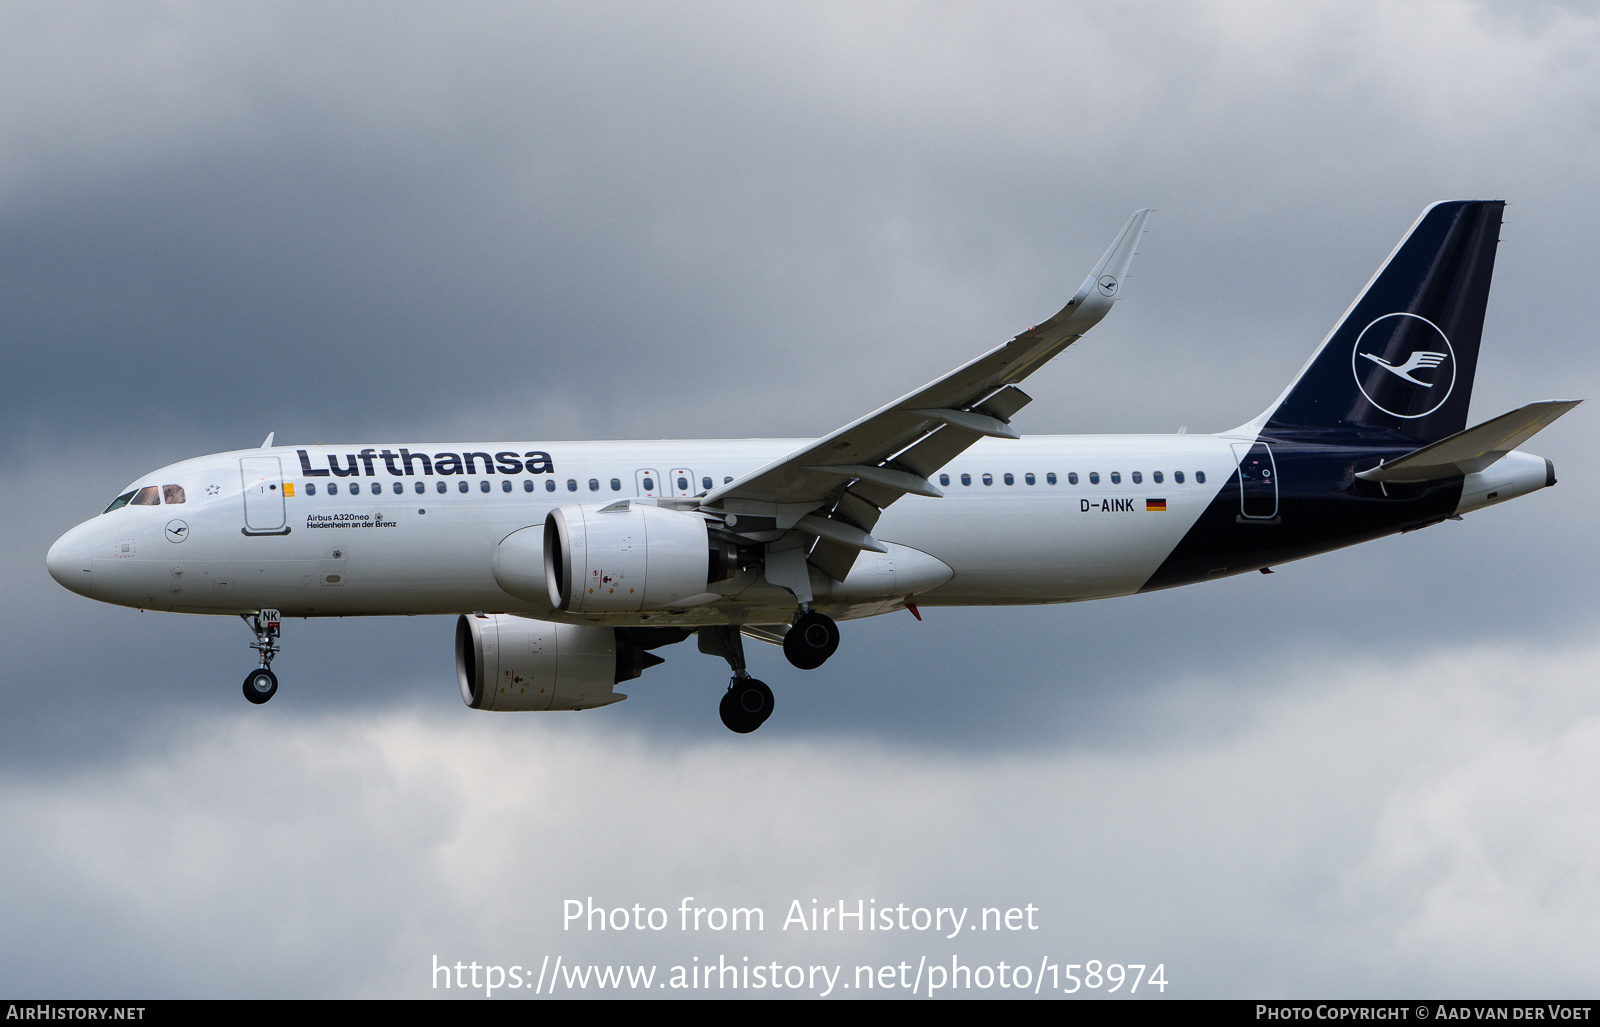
(240, 457, 290, 535)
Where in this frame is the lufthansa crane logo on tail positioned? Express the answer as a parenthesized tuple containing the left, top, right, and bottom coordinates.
(1359, 349, 1447, 385)
(1350, 312, 1456, 420)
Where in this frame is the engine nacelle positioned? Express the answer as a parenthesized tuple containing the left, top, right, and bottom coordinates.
(456, 614, 628, 711)
(539, 501, 725, 613)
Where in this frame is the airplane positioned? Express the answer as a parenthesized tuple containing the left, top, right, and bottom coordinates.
(45, 200, 1578, 733)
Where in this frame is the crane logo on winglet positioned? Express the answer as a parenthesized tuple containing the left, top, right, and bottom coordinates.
(1350, 312, 1456, 420)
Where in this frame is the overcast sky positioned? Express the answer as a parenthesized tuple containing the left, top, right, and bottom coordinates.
(3, 0, 1599, 999)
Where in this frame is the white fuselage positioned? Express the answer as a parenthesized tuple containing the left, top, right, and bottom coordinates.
(47, 435, 1244, 623)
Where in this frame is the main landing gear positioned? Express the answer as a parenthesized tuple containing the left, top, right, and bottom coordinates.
(720, 679, 775, 735)
(241, 608, 281, 705)
(698, 609, 841, 733)
(699, 626, 774, 734)
(782, 607, 839, 670)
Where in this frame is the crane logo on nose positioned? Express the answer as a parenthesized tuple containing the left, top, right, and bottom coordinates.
(166, 520, 189, 543)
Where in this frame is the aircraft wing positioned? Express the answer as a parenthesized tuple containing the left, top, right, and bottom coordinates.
(700, 208, 1153, 582)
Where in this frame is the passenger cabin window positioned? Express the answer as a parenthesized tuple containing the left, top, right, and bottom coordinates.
(329, 483, 340, 495)
(1174, 471, 1185, 484)
(723, 476, 733, 484)
(480, 480, 491, 493)
(1089, 472, 1100, 484)
(501, 480, 512, 493)
(676, 476, 687, 491)
(524, 480, 534, 492)
(545, 479, 556, 492)
(701, 476, 712, 490)
(1110, 472, 1121, 484)
(415, 481, 425, 494)
(1153, 471, 1163, 484)
(1025, 473, 1035, 485)
(982, 473, 993, 486)
(1066, 472, 1076, 485)
(437, 481, 447, 493)
(131, 486, 160, 506)
(939, 473, 950, 486)
(589, 479, 600, 492)
(960, 473, 972, 486)
(1196, 471, 1206, 484)
(459, 481, 469, 493)
(162, 485, 186, 504)
(393, 482, 403, 494)
(567, 479, 578, 492)
(104, 490, 137, 514)
(1003, 473, 1014, 485)
(641, 477, 654, 491)
(371, 482, 382, 495)
(1132, 471, 1142, 484)
(614, 479, 624, 491)
(1048, 473, 1058, 485)
(306, 483, 317, 496)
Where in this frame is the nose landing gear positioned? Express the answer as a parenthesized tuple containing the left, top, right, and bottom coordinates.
(241, 609, 282, 705)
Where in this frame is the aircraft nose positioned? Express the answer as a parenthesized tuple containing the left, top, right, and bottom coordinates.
(46, 523, 94, 597)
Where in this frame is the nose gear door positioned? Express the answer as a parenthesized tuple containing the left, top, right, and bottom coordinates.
(240, 457, 291, 535)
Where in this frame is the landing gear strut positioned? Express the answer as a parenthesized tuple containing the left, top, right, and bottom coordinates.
(241, 608, 281, 705)
(700, 626, 774, 733)
(783, 607, 839, 670)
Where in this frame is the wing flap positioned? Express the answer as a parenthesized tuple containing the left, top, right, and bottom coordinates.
(832, 489, 884, 532)
(891, 423, 988, 480)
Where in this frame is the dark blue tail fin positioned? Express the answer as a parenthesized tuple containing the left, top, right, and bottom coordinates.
(1258, 200, 1504, 444)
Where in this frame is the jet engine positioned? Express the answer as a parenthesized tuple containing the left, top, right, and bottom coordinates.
(456, 614, 633, 711)
(536, 501, 736, 614)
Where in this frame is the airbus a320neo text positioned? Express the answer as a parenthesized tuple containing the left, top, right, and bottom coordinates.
(48, 201, 1575, 732)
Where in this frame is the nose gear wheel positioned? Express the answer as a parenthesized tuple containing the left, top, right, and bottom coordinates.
(243, 668, 278, 704)
(239, 609, 283, 704)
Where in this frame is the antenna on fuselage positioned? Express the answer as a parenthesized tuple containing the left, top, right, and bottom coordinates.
(260, 432, 275, 449)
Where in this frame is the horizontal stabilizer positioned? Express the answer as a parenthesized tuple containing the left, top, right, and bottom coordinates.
(1356, 400, 1581, 482)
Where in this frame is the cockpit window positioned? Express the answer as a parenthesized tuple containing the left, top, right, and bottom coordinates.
(130, 486, 160, 506)
(162, 484, 186, 505)
(103, 490, 137, 514)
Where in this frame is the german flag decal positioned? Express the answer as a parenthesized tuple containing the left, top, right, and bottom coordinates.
(1146, 498, 1167, 512)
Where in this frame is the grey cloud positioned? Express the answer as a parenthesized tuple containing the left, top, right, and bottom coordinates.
(4, 635, 1600, 997)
